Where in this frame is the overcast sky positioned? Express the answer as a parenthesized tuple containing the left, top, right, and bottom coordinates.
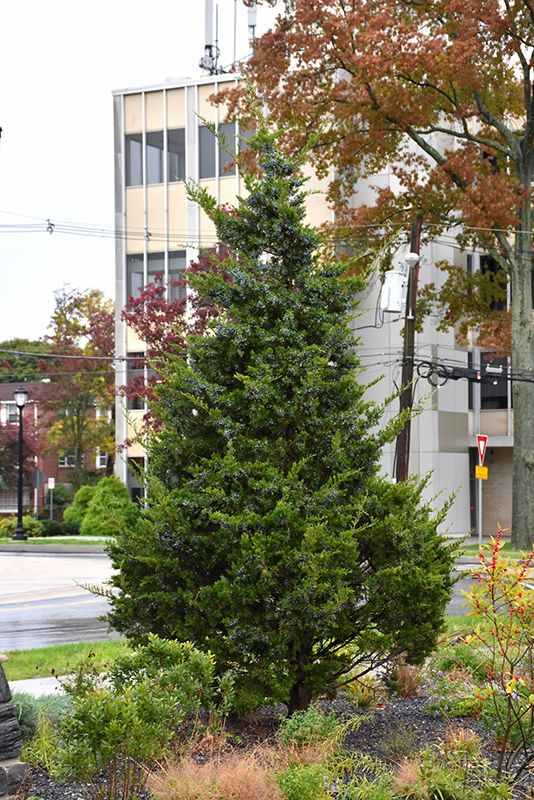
(0, 0, 278, 342)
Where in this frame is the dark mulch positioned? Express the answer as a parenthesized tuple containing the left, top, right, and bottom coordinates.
(18, 692, 532, 799)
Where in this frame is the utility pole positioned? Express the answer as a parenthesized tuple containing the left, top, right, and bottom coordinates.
(394, 211, 423, 483)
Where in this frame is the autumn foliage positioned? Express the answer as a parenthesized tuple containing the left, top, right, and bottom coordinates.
(223, 0, 534, 547)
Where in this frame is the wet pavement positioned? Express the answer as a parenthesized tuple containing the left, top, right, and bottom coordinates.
(0, 552, 118, 651)
(0, 551, 476, 653)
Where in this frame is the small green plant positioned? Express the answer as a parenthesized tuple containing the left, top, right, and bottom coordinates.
(377, 722, 418, 761)
(12, 692, 71, 741)
(277, 763, 328, 800)
(22, 709, 63, 778)
(278, 706, 342, 750)
(426, 671, 483, 719)
(343, 674, 383, 708)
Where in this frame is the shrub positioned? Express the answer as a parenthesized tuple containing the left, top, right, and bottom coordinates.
(277, 764, 327, 800)
(64, 484, 96, 526)
(80, 475, 137, 536)
(149, 752, 282, 800)
(461, 531, 534, 781)
(0, 515, 43, 538)
(39, 519, 80, 537)
(278, 706, 342, 751)
(108, 131, 456, 714)
(54, 635, 234, 800)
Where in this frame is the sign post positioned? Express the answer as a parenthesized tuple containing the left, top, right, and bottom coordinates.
(476, 434, 488, 546)
(47, 477, 55, 521)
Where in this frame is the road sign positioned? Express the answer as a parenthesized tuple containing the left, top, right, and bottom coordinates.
(477, 434, 488, 466)
(47, 477, 55, 490)
(30, 468, 46, 488)
(475, 465, 488, 480)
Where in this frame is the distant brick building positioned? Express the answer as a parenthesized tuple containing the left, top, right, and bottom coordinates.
(0, 382, 108, 515)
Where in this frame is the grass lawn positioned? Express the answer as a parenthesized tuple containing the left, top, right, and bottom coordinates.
(461, 542, 523, 560)
(3, 639, 131, 681)
(4, 617, 470, 682)
(0, 537, 109, 546)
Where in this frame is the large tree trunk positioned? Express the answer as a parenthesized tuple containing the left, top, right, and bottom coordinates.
(511, 200, 534, 549)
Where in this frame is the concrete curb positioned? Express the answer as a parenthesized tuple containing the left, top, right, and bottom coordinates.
(0, 544, 106, 554)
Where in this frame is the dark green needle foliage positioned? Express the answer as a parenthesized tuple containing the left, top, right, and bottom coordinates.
(108, 130, 455, 713)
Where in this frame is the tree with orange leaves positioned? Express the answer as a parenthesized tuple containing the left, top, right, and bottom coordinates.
(226, 0, 534, 547)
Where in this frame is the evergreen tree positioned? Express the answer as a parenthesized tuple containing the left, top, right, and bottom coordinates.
(108, 131, 455, 713)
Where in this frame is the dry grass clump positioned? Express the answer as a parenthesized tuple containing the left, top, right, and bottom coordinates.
(391, 662, 422, 699)
(148, 750, 282, 800)
(392, 757, 424, 796)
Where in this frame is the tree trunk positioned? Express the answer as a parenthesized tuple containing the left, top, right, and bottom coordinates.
(511, 200, 534, 549)
(287, 679, 313, 715)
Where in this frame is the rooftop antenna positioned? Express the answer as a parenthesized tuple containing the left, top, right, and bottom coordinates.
(248, 2, 257, 48)
(199, 0, 223, 74)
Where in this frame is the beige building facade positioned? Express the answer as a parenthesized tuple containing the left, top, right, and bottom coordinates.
(113, 75, 333, 500)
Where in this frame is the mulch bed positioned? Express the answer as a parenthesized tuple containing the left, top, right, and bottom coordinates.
(18, 692, 531, 799)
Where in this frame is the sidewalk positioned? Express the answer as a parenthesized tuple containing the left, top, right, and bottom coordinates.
(9, 675, 65, 697)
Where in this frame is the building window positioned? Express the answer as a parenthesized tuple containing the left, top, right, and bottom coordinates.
(58, 452, 84, 468)
(96, 450, 108, 469)
(126, 133, 143, 186)
(126, 254, 145, 299)
(3, 403, 18, 424)
(219, 122, 236, 176)
(168, 128, 185, 182)
(199, 124, 237, 179)
(127, 251, 187, 299)
(146, 130, 164, 184)
(468, 354, 509, 410)
(199, 126, 216, 179)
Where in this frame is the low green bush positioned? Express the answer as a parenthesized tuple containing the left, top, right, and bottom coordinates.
(426, 672, 483, 718)
(80, 476, 137, 536)
(432, 641, 488, 681)
(39, 519, 80, 537)
(0, 515, 43, 538)
(277, 764, 327, 800)
(278, 706, 343, 750)
(51, 635, 234, 800)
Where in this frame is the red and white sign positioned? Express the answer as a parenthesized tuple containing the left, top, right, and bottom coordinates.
(477, 434, 488, 466)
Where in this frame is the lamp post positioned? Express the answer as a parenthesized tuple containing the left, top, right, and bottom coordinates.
(12, 387, 28, 541)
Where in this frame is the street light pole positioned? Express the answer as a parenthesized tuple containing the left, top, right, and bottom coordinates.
(12, 387, 29, 541)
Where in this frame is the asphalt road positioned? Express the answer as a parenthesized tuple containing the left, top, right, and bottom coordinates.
(0, 552, 118, 651)
(0, 552, 476, 652)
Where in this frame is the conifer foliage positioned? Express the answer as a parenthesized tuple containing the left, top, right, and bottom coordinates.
(108, 132, 455, 713)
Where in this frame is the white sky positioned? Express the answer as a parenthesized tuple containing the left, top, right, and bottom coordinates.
(0, 0, 278, 342)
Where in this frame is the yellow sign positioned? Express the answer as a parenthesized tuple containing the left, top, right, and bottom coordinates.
(475, 465, 488, 480)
